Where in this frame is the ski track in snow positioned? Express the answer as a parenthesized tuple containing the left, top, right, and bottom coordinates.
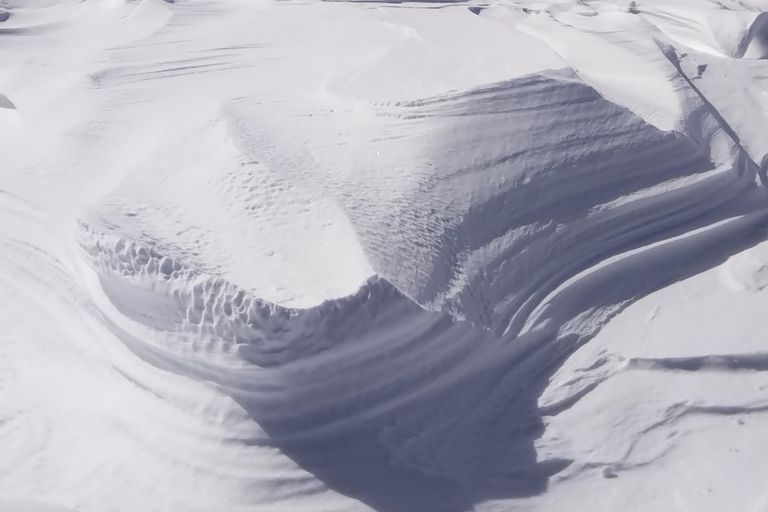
(2, 0, 768, 511)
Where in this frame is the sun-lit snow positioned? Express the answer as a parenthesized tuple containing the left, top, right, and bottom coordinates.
(1, 0, 767, 511)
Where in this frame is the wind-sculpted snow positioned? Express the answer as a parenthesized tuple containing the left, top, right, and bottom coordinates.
(639, 6, 768, 59)
(2, 1, 768, 512)
(70, 67, 768, 511)
(336, 69, 763, 335)
(78, 219, 555, 512)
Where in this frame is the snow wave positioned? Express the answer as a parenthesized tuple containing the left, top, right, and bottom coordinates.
(330, 69, 766, 335)
(4, 1, 768, 511)
(74, 66, 768, 511)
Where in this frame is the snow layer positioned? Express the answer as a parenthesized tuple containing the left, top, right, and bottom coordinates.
(1, 0, 768, 512)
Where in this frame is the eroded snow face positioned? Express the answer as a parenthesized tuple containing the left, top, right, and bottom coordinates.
(1, 1, 767, 512)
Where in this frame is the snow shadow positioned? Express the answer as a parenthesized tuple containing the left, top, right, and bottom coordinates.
(227, 308, 573, 512)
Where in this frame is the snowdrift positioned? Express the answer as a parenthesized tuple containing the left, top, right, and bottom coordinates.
(2, 1, 768, 511)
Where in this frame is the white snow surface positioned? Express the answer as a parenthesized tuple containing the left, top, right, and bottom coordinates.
(1, 0, 768, 511)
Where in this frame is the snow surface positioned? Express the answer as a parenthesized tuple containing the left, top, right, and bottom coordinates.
(1, 0, 768, 511)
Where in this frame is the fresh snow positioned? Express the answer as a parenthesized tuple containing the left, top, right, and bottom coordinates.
(1, 0, 767, 511)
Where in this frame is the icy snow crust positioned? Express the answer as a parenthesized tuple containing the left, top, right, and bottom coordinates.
(2, 0, 768, 511)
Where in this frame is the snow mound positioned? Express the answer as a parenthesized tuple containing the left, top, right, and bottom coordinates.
(68, 62, 768, 511)
(3, 1, 768, 511)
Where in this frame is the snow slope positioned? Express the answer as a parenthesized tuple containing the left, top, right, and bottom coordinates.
(1, 1, 767, 511)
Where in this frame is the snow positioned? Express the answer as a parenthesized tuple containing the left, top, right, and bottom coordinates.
(1, 0, 767, 511)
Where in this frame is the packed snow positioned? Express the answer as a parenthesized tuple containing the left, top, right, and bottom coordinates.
(1, 0, 767, 511)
